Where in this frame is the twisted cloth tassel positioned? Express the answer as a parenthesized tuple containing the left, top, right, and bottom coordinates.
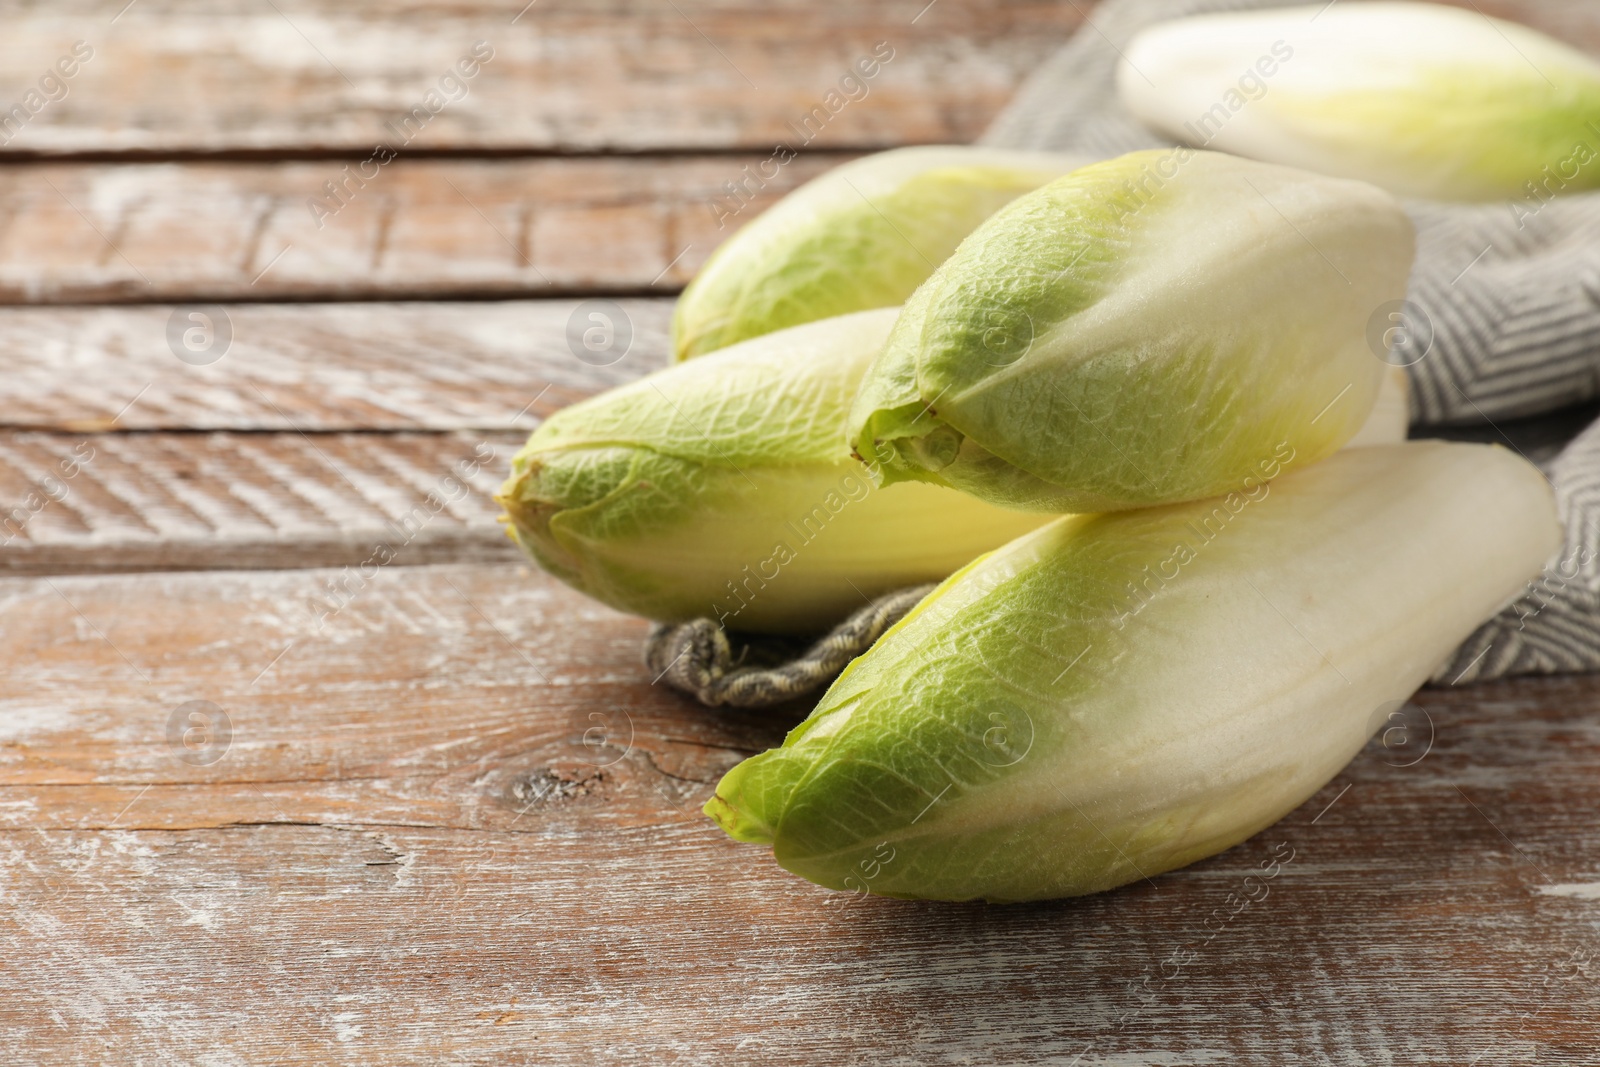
(645, 585, 936, 709)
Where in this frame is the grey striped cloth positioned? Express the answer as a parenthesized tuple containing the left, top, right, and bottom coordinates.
(982, 0, 1600, 682)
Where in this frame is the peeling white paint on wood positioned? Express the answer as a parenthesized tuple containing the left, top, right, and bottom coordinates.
(1538, 882, 1600, 899)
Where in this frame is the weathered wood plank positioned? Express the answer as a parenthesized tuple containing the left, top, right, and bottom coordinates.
(0, 300, 672, 432)
(0, 431, 527, 574)
(0, 562, 1596, 1063)
(0, 157, 838, 302)
(0, 564, 747, 791)
(0, 0, 1081, 155)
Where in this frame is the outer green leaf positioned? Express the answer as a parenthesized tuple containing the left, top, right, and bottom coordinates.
(706, 442, 1559, 902)
(672, 146, 1093, 361)
(496, 310, 1051, 634)
(848, 150, 1414, 513)
(1119, 2, 1600, 201)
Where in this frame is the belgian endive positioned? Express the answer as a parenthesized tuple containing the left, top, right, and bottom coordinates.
(1119, 2, 1600, 201)
(672, 146, 1094, 361)
(849, 150, 1415, 513)
(496, 310, 1051, 634)
(706, 442, 1559, 902)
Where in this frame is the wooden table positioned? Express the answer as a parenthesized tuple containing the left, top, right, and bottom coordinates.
(2, 1, 1597, 1063)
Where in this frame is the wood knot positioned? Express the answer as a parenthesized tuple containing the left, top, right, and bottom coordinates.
(510, 761, 609, 808)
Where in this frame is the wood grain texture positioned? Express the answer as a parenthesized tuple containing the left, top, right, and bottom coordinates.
(0, 431, 526, 574)
(0, 0, 1081, 155)
(0, 300, 671, 432)
(0, 562, 1596, 1064)
(4, 1, 1598, 1062)
(0, 157, 839, 302)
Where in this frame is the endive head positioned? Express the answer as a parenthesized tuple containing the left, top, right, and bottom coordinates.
(706, 442, 1559, 902)
(1119, 2, 1600, 201)
(672, 146, 1094, 361)
(496, 310, 1050, 634)
(848, 149, 1414, 513)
